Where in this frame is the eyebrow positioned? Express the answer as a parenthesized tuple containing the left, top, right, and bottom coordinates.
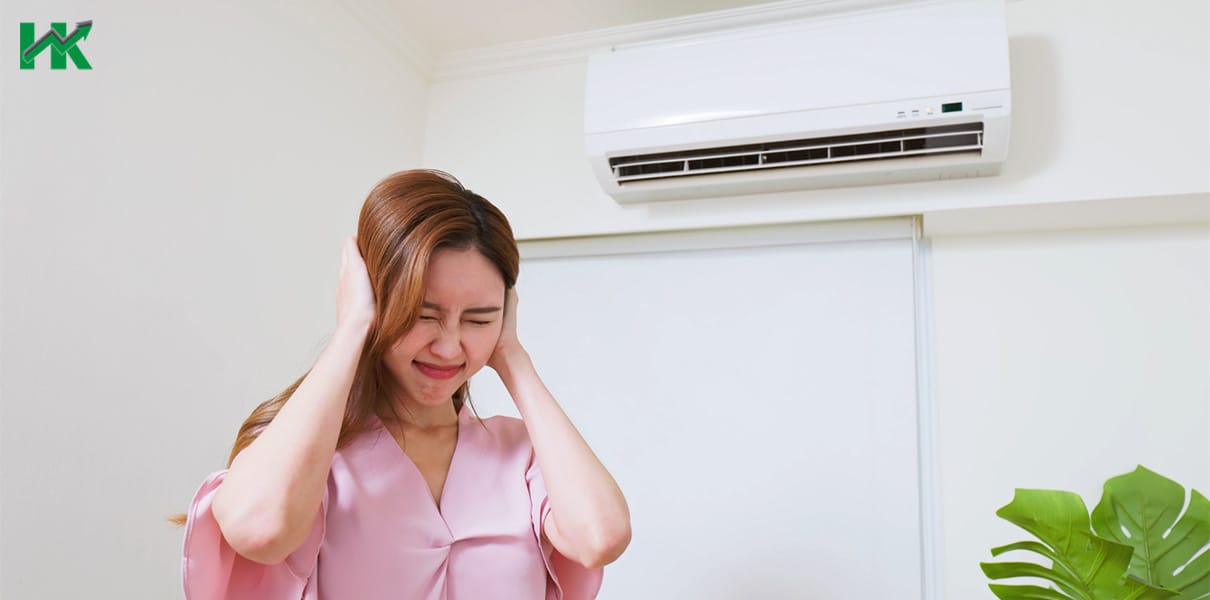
(422, 302, 502, 315)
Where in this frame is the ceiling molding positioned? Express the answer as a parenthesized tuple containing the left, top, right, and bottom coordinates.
(429, 0, 915, 82)
(335, 0, 435, 79)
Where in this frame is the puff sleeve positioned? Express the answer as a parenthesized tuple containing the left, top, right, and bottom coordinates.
(181, 470, 326, 600)
(526, 460, 605, 600)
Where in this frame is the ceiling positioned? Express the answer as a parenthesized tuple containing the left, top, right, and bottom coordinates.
(388, 0, 783, 55)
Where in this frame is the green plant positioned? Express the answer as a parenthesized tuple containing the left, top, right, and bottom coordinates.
(981, 466, 1209, 600)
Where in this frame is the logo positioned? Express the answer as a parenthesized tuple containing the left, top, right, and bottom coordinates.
(20, 20, 93, 70)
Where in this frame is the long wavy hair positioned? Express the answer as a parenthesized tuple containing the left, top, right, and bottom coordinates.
(170, 170, 518, 526)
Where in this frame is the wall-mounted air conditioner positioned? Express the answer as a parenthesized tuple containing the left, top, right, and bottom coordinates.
(584, 0, 1011, 203)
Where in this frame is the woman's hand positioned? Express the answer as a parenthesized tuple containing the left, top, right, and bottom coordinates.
(488, 287, 526, 372)
(337, 235, 376, 332)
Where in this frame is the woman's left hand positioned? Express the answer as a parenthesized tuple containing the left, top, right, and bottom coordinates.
(488, 287, 526, 371)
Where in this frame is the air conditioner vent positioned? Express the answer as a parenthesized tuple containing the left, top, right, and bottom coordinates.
(609, 122, 984, 184)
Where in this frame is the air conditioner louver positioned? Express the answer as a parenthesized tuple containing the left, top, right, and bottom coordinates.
(609, 122, 984, 185)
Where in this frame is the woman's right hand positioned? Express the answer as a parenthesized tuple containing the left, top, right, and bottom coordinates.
(337, 235, 376, 332)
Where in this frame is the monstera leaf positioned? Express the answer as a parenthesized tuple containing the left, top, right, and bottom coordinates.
(1090, 466, 1210, 599)
(981, 488, 1176, 599)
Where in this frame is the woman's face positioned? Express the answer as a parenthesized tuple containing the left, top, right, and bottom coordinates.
(386, 247, 506, 409)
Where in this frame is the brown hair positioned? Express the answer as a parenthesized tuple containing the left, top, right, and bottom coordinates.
(169, 170, 518, 526)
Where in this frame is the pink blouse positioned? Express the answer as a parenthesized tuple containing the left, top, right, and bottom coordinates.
(182, 403, 604, 599)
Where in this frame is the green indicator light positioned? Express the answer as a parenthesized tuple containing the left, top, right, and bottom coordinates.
(942, 102, 963, 113)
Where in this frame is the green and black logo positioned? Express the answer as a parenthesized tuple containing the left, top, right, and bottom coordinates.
(20, 20, 93, 70)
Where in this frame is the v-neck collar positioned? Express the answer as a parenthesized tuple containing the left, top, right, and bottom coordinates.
(371, 402, 474, 523)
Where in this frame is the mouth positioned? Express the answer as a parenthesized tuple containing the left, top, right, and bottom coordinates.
(413, 361, 464, 380)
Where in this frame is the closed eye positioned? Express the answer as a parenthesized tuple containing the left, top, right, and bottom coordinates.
(467, 320, 493, 326)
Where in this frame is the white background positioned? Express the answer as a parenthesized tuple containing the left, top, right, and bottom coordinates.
(1, 1, 1207, 598)
(471, 223, 921, 598)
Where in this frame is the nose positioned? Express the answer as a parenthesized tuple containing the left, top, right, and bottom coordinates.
(429, 323, 461, 360)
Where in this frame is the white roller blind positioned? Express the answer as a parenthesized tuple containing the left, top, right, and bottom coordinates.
(470, 218, 924, 598)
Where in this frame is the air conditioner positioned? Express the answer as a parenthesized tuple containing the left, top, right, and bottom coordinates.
(584, 0, 1011, 203)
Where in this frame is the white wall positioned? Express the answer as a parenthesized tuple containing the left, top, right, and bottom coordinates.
(0, 0, 429, 597)
(930, 224, 1210, 599)
(421, 1, 1209, 239)
(473, 224, 924, 599)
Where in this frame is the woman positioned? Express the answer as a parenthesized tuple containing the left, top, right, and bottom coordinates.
(181, 170, 631, 599)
